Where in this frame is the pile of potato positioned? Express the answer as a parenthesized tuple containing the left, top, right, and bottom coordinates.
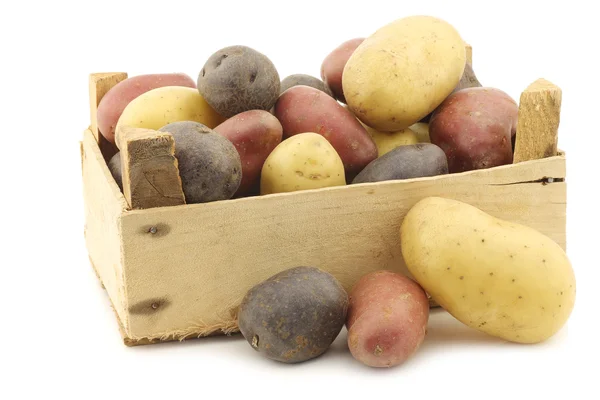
(96, 15, 575, 367)
(237, 197, 575, 367)
(101, 15, 520, 203)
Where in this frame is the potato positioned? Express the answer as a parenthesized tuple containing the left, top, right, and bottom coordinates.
(198, 46, 280, 117)
(409, 123, 431, 143)
(363, 124, 418, 156)
(320, 38, 364, 103)
(347, 271, 429, 368)
(420, 63, 482, 123)
(158, 122, 241, 203)
(238, 266, 348, 363)
(116, 86, 224, 136)
(352, 144, 448, 184)
(261, 133, 345, 195)
(400, 197, 576, 344)
(429, 87, 518, 173)
(280, 74, 332, 96)
(343, 16, 466, 131)
(214, 110, 283, 197)
(107, 152, 122, 191)
(97, 73, 196, 144)
(274, 85, 377, 178)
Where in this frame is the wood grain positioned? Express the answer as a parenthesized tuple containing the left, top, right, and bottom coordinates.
(118, 155, 566, 342)
(81, 129, 129, 328)
(118, 126, 186, 209)
(89, 72, 128, 143)
(514, 79, 562, 163)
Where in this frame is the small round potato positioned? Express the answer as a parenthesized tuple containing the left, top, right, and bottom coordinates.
(352, 143, 448, 184)
(320, 38, 365, 103)
(214, 110, 283, 197)
(430, 87, 518, 173)
(198, 46, 280, 117)
(107, 152, 122, 191)
(347, 271, 429, 368)
(238, 266, 348, 363)
(280, 74, 332, 96)
(260, 133, 346, 195)
(158, 121, 241, 203)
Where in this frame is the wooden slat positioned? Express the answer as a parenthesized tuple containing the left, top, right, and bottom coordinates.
(118, 154, 566, 342)
(89, 72, 128, 142)
(118, 126, 186, 210)
(465, 43, 472, 65)
(514, 79, 562, 163)
(81, 129, 129, 330)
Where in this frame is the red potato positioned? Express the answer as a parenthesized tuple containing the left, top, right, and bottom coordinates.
(347, 271, 429, 368)
(214, 110, 283, 197)
(430, 87, 518, 173)
(97, 73, 196, 143)
(274, 85, 377, 178)
(320, 38, 364, 103)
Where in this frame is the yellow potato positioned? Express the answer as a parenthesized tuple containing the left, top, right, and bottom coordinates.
(260, 132, 346, 195)
(116, 86, 225, 136)
(364, 125, 418, 156)
(409, 122, 431, 143)
(400, 197, 576, 344)
(343, 16, 466, 132)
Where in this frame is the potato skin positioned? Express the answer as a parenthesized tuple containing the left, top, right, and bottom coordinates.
(274, 85, 377, 177)
(97, 73, 196, 144)
(107, 152, 122, 191)
(280, 74, 332, 96)
(260, 132, 345, 194)
(343, 16, 465, 131)
(116, 86, 225, 135)
(400, 197, 576, 344)
(214, 110, 282, 197)
(320, 38, 364, 103)
(198, 46, 280, 118)
(352, 143, 448, 184)
(158, 122, 241, 203)
(430, 87, 518, 173)
(238, 266, 348, 363)
(347, 271, 429, 368)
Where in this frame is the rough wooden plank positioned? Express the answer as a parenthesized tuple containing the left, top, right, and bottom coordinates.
(81, 128, 130, 331)
(514, 79, 562, 163)
(89, 72, 128, 142)
(118, 126, 186, 210)
(465, 43, 472, 65)
(118, 154, 566, 342)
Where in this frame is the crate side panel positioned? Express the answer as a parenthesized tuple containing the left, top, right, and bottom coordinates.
(119, 156, 565, 341)
(82, 129, 130, 330)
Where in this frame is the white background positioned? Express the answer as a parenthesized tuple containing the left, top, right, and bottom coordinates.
(2, 1, 599, 399)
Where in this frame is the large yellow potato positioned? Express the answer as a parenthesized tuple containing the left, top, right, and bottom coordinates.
(116, 86, 224, 136)
(400, 197, 576, 344)
(343, 16, 466, 132)
(260, 133, 345, 194)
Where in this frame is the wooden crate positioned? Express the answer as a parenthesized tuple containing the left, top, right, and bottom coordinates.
(81, 72, 566, 346)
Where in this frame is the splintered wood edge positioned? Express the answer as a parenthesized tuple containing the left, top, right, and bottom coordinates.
(118, 126, 186, 210)
(89, 72, 128, 143)
(514, 78, 562, 163)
